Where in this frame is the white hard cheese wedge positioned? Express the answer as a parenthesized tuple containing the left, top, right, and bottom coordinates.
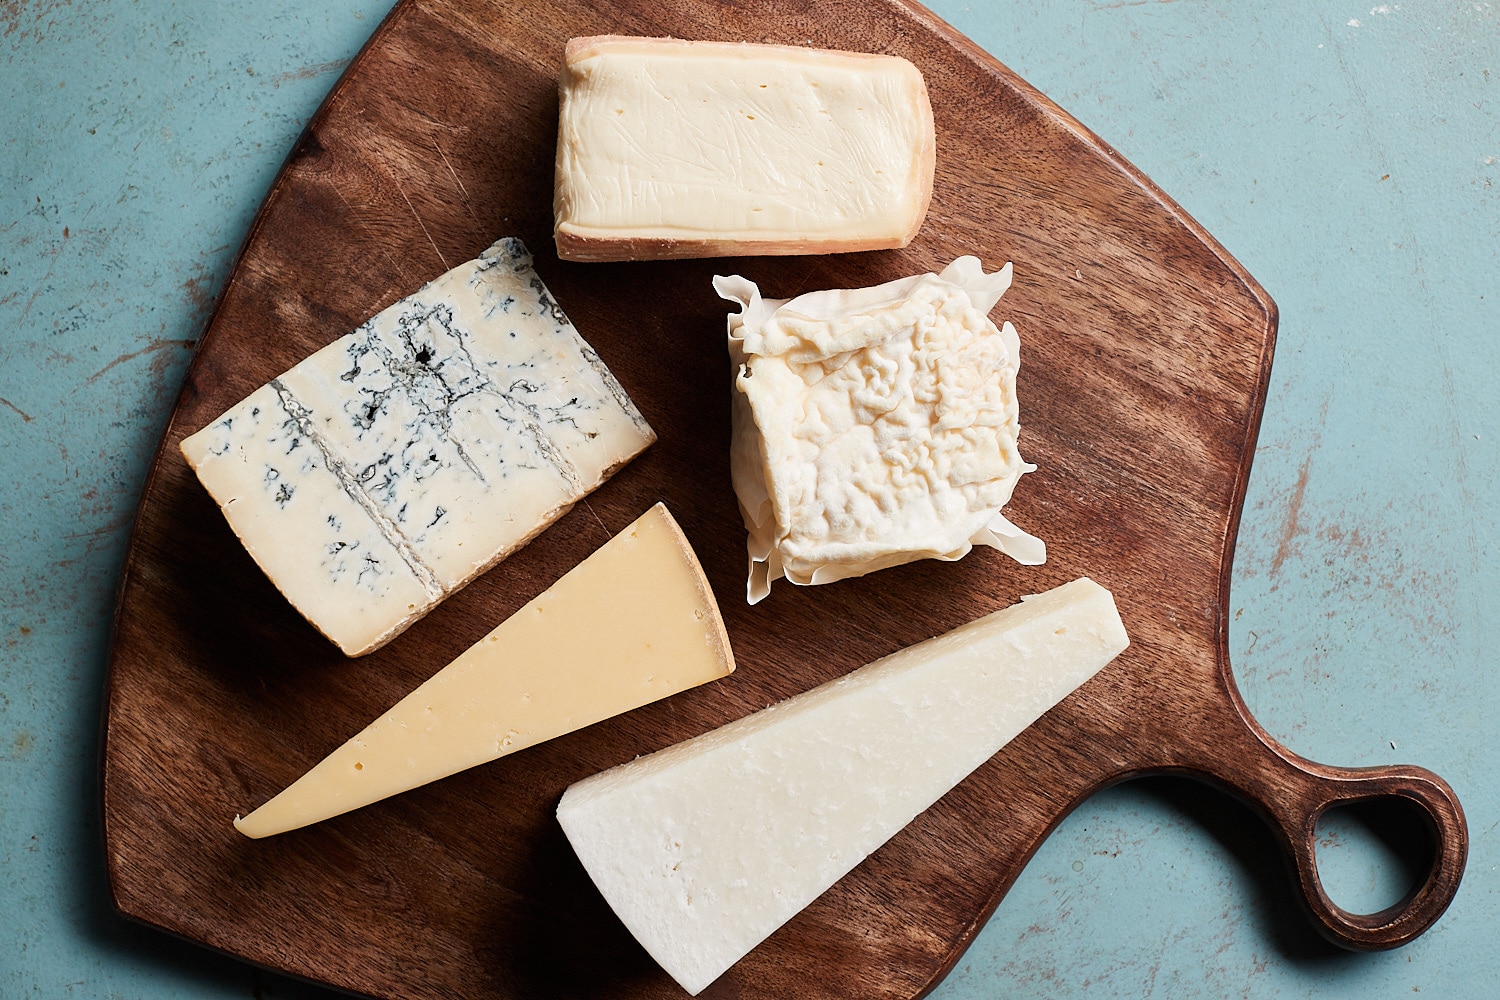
(235, 503, 733, 839)
(554, 36, 935, 261)
(181, 237, 655, 655)
(557, 577, 1127, 995)
(717, 257, 1045, 604)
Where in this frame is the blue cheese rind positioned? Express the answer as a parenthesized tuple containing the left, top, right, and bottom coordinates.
(181, 238, 655, 655)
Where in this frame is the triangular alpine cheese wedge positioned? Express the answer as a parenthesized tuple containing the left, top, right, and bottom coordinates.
(235, 503, 734, 838)
(556, 577, 1128, 995)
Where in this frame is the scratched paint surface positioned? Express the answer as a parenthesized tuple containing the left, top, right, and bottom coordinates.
(0, 3, 399, 998)
(1, 2, 1494, 998)
(929, 3, 1499, 998)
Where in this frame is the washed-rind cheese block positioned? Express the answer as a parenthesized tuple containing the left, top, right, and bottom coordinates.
(181, 237, 655, 655)
(715, 257, 1044, 605)
(558, 577, 1128, 996)
(554, 36, 935, 261)
(235, 503, 733, 838)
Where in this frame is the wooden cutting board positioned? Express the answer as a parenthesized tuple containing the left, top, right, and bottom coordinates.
(100, 1, 1468, 997)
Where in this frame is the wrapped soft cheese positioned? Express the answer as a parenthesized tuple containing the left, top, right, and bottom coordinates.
(180, 238, 655, 656)
(553, 36, 935, 261)
(715, 257, 1044, 604)
(557, 577, 1129, 996)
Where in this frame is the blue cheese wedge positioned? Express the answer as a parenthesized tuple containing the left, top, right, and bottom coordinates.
(181, 238, 655, 655)
(715, 257, 1044, 604)
(557, 577, 1128, 995)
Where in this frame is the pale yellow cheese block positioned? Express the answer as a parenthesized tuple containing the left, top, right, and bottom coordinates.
(554, 36, 935, 261)
(234, 503, 734, 838)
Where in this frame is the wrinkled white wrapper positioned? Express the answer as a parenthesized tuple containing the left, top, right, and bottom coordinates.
(715, 257, 1045, 604)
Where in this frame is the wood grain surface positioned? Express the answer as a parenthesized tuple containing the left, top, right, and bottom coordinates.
(100, 1, 1468, 997)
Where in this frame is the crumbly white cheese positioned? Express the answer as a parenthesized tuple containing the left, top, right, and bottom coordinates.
(181, 238, 655, 655)
(234, 503, 733, 838)
(557, 577, 1129, 996)
(715, 257, 1044, 604)
(554, 36, 935, 260)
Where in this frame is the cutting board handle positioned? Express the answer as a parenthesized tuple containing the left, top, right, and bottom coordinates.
(1198, 715, 1468, 950)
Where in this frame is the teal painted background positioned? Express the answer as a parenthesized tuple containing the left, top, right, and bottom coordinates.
(2, 2, 1494, 997)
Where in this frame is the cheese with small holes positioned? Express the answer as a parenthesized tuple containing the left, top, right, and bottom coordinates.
(234, 503, 733, 838)
(556, 577, 1128, 995)
(180, 237, 655, 656)
(716, 257, 1044, 604)
(553, 36, 935, 261)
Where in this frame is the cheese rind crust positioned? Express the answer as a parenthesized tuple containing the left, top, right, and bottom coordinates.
(716, 257, 1044, 604)
(557, 577, 1129, 995)
(180, 238, 655, 655)
(554, 36, 935, 261)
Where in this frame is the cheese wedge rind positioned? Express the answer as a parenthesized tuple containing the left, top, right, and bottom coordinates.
(234, 503, 733, 838)
(556, 577, 1128, 995)
(554, 36, 936, 261)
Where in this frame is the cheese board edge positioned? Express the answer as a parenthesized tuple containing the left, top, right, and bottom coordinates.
(95, 0, 1468, 996)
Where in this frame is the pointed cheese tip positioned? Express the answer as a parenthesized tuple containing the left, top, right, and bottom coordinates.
(232, 796, 328, 839)
(233, 805, 292, 840)
(232, 812, 265, 839)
